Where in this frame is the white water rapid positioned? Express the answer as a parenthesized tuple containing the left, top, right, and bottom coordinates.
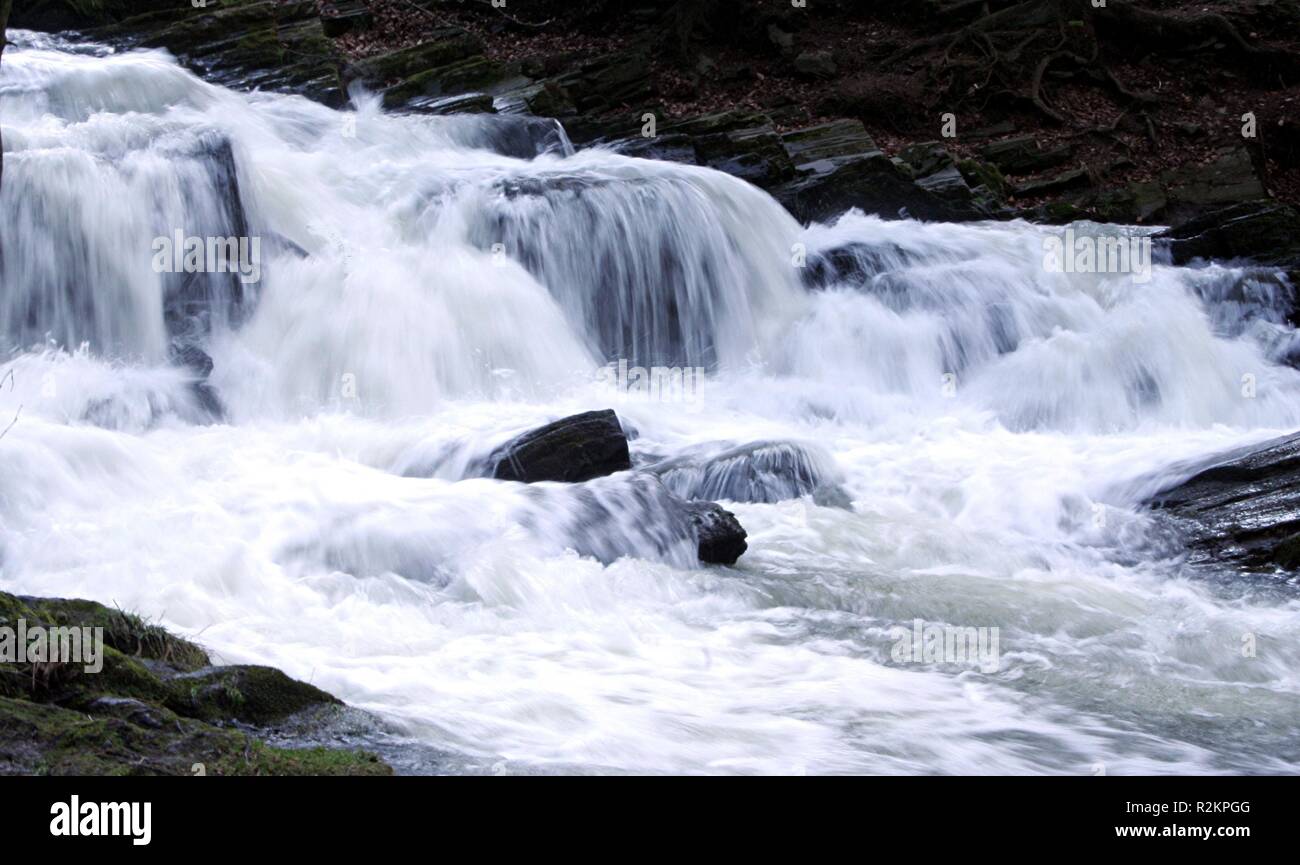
(3, 32, 1299, 774)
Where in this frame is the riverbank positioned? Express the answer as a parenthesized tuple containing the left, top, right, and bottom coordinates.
(0, 591, 392, 775)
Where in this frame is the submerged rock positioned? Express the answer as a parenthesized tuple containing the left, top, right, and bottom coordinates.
(490, 411, 750, 565)
(683, 501, 749, 565)
(490, 409, 633, 484)
(650, 440, 850, 507)
(1148, 431, 1300, 572)
(170, 341, 225, 421)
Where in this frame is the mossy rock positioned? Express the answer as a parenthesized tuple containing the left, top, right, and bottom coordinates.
(166, 665, 341, 726)
(346, 28, 486, 87)
(957, 159, 1008, 199)
(382, 56, 517, 108)
(0, 697, 389, 776)
(15, 595, 209, 671)
(0, 590, 392, 776)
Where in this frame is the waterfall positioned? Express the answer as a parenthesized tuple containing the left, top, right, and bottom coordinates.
(4, 31, 1300, 775)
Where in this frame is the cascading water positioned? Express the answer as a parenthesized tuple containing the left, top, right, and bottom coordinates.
(3, 32, 1300, 774)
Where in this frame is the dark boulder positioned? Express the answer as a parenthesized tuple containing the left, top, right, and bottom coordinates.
(490, 409, 632, 484)
(683, 501, 748, 566)
(1149, 431, 1300, 572)
(774, 151, 983, 224)
(1156, 201, 1300, 272)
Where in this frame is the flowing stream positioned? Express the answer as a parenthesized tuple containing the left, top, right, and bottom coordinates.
(3, 32, 1299, 774)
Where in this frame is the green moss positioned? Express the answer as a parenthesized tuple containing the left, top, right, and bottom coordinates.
(382, 56, 513, 106)
(20, 595, 209, 671)
(957, 159, 1008, 198)
(0, 591, 391, 776)
(164, 665, 340, 726)
(349, 28, 485, 85)
(1, 697, 390, 776)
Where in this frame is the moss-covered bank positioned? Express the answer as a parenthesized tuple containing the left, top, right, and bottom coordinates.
(0, 590, 392, 776)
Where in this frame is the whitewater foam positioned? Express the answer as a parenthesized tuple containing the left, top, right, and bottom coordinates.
(3, 32, 1300, 774)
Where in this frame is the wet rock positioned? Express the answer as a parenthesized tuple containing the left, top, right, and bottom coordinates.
(169, 341, 225, 420)
(781, 119, 877, 167)
(490, 409, 633, 484)
(650, 440, 850, 506)
(774, 149, 984, 224)
(1156, 202, 1300, 271)
(521, 471, 748, 567)
(527, 51, 653, 138)
(693, 124, 795, 187)
(916, 164, 974, 203)
(1149, 431, 1300, 571)
(382, 56, 523, 109)
(407, 92, 497, 116)
(683, 502, 748, 565)
(96, 1, 344, 104)
(799, 240, 917, 290)
(339, 27, 530, 110)
(170, 342, 214, 380)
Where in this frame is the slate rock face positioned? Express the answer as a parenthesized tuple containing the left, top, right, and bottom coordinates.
(1157, 202, 1300, 271)
(1149, 431, 1300, 571)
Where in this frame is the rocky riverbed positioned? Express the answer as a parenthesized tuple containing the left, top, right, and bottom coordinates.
(6, 1, 1300, 776)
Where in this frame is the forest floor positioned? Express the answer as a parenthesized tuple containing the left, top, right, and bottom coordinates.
(328, 0, 1300, 206)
